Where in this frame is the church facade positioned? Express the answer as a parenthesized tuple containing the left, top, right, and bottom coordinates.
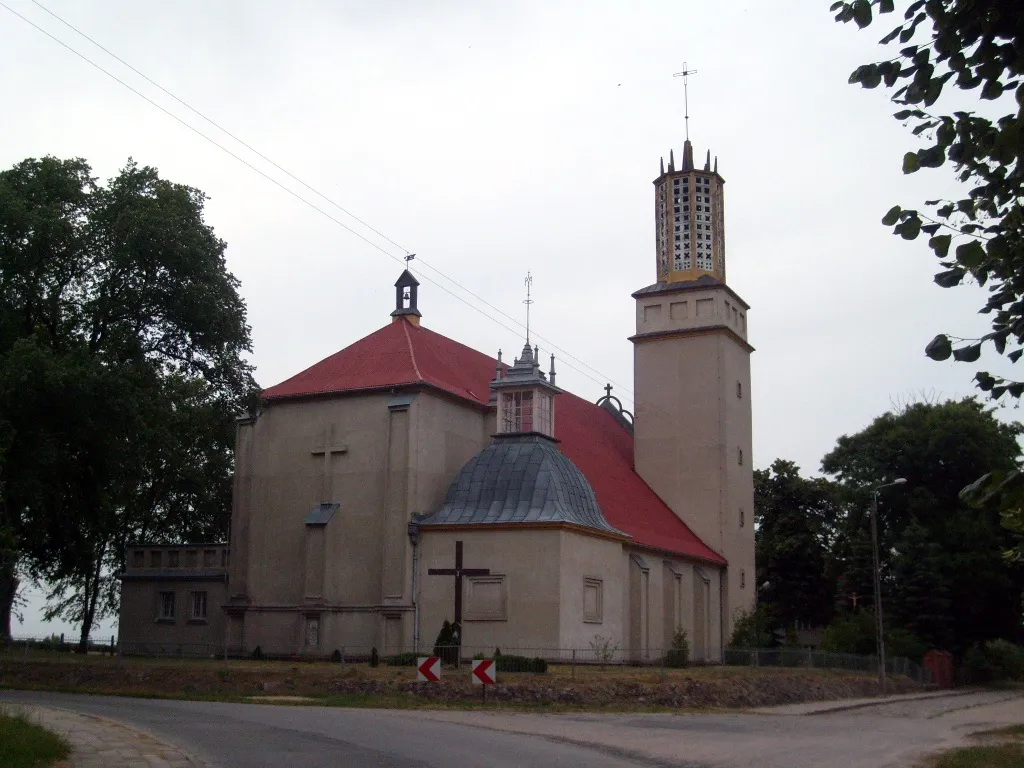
(118, 139, 755, 662)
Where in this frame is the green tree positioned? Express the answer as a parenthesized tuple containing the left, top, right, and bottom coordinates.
(822, 398, 1023, 652)
(0, 156, 256, 650)
(754, 460, 842, 628)
(833, 1, 1023, 394)
(890, 521, 953, 649)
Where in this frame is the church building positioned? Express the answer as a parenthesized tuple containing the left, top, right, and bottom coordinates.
(118, 139, 755, 663)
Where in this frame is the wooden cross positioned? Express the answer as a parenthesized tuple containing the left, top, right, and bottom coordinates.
(427, 540, 490, 633)
(310, 425, 348, 499)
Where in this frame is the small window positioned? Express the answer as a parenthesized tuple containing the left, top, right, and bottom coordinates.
(583, 577, 604, 623)
(186, 550, 198, 568)
(150, 551, 162, 568)
(740, 507, 746, 527)
(740, 570, 746, 589)
(132, 551, 145, 568)
(737, 381, 743, 398)
(167, 550, 179, 568)
(190, 591, 208, 620)
(738, 447, 744, 466)
(157, 591, 175, 620)
(203, 549, 217, 568)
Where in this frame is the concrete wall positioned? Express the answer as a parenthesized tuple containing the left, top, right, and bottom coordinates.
(417, 529, 562, 656)
(632, 283, 755, 638)
(557, 531, 625, 655)
(228, 386, 489, 656)
(118, 544, 228, 653)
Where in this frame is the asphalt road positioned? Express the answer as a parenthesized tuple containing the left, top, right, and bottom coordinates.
(2, 689, 1022, 768)
(0, 691, 672, 768)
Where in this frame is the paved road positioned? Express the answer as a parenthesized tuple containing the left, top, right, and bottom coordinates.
(0, 691, 666, 768)
(2, 689, 1022, 768)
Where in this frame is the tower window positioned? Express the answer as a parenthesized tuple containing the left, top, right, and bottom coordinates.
(738, 447, 744, 466)
(739, 507, 745, 527)
(682, 195, 689, 202)
(674, 207, 680, 213)
(737, 381, 743, 398)
(740, 570, 746, 589)
(501, 391, 534, 432)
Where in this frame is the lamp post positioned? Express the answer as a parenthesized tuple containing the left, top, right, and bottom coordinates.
(871, 478, 906, 694)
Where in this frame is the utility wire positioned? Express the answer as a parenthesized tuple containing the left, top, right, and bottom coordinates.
(4, 0, 641, 405)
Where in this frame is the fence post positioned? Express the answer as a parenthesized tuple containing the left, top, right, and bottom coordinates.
(753, 649, 759, 667)
(572, 648, 576, 680)
(24, 638, 29, 661)
(340, 646, 345, 671)
(660, 651, 666, 681)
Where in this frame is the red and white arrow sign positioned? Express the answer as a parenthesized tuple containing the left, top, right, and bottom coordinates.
(416, 656, 441, 682)
(471, 658, 496, 685)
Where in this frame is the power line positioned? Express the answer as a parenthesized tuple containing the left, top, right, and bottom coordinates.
(2, 0, 642, 405)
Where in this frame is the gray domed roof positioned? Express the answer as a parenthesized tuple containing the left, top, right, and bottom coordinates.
(419, 436, 622, 533)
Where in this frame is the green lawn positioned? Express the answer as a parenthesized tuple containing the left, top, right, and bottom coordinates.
(924, 744, 1024, 768)
(0, 711, 70, 768)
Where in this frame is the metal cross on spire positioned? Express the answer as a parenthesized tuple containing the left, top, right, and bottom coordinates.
(523, 271, 534, 343)
(672, 63, 698, 140)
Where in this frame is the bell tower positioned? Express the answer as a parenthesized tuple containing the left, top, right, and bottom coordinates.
(631, 139, 755, 634)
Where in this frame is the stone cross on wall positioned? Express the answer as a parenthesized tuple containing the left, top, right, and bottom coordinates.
(310, 425, 347, 499)
(427, 540, 490, 642)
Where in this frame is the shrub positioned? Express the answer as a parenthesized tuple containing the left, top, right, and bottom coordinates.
(385, 652, 418, 667)
(819, 611, 877, 656)
(370, 647, 379, 667)
(493, 653, 547, 673)
(432, 619, 460, 666)
(886, 629, 928, 665)
(729, 605, 774, 649)
(665, 627, 689, 668)
(251, 645, 263, 660)
(963, 639, 1024, 684)
(330, 649, 343, 663)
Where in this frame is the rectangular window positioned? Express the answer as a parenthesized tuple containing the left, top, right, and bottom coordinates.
(190, 591, 208, 621)
(501, 390, 534, 433)
(132, 550, 145, 569)
(583, 577, 603, 623)
(157, 591, 175, 620)
(167, 550, 179, 568)
(738, 447, 744, 466)
(537, 392, 552, 435)
(149, 550, 162, 568)
(186, 550, 198, 568)
(203, 549, 217, 568)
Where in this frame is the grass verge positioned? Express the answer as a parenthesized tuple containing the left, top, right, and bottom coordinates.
(922, 743, 1024, 768)
(0, 710, 71, 768)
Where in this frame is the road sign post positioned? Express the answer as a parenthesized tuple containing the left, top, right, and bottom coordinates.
(417, 656, 441, 682)
(472, 658, 496, 704)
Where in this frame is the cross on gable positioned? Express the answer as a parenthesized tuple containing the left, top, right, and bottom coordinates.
(311, 425, 348, 500)
(427, 540, 490, 636)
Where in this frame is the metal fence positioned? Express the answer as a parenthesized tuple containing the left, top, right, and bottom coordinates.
(1, 635, 932, 683)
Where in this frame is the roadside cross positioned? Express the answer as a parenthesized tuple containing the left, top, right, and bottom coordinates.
(427, 540, 490, 644)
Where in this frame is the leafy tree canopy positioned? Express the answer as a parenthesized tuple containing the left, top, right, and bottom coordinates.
(833, 0, 1023, 396)
(0, 156, 257, 647)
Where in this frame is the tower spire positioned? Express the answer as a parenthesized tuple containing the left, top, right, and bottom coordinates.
(523, 272, 534, 344)
(672, 63, 697, 141)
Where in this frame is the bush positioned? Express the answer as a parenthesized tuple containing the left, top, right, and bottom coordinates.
(729, 605, 774, 648)
(887, 628, 928, 665)
(665, 627, 689, 668)
(370, 647, 379, 667)
(385, 652, 419, 667)
(963, 639, 1024, 684)
(492, 652, 547, 673)
(330, 649, 343, 663)
(819, 611, 877, 656)
(432, 619, 460, 666)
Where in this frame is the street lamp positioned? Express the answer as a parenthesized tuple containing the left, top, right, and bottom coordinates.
(871, 478, 906, 694)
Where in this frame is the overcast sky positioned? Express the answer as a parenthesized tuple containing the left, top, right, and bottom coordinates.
(2, 0, 1015, 639)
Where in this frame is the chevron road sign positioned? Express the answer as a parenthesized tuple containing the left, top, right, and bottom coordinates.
(471, 658, 496, 685)
(417, 656, 441, 682)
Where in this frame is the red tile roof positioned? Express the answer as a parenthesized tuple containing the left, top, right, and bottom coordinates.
(263, 318, 725, 565)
